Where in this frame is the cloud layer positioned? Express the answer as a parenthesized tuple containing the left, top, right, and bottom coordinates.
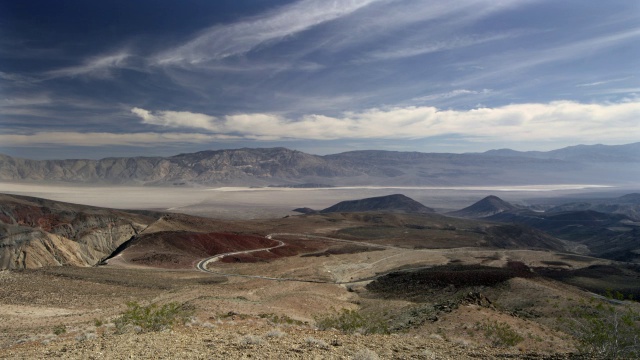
(7, 100, 636, 147)
(128, 101, 639, 142)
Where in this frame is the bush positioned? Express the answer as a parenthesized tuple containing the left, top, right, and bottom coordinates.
(563, 298, 640, 359)
(480, 320, 523, 347)
(114, 301, 194, 333)
(52, 325, 66, 335)
(314, 308, 389, 335)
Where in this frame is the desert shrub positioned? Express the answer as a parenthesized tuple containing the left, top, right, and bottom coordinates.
(562, 298, 640, 359)
(52, 325, 66, 335)
(353, 348, 380, 360)
(480, 320, 523, 347)
(114, 301, 194, 333)
(258, 312, 306, 326)
(239, 335, 263, 346)
(305, 337, 330, 349)
(314, 308, 389, 335)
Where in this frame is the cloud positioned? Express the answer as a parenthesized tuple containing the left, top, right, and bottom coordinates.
(458, 27, 640, 86)
(0, 132, 241, 147)
(129, 100, 640, 144)
(362, 32, 524, 62)
(45, 51, 132, 79)
(153, 0, 379, 65)
(576, 76, 634, 87)
(7, 100, 638, 148)
(0, 95, 51, 107)
(324, 0, 535, 53)
(413, 89, 490, 102)
(131, 107, 219, 130)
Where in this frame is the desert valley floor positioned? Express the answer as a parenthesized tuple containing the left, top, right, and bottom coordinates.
(1, 184, 639, 359)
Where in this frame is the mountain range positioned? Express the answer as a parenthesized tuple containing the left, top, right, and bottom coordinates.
(1, 142, 639, 186)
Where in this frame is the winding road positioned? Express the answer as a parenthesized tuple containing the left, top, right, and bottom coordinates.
(195, 233, 434, 284)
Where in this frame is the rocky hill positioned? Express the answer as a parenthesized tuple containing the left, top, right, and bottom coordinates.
(0, 193, 159, 269)
(2, 142, 639, 186)
(547, 193, 640, 221)
(487, 209, 640, 262)
(447, 195, 517, 218)
(320, 194, 434, 214)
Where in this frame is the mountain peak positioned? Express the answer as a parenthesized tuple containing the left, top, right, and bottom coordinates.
(448, 195, 516, 218)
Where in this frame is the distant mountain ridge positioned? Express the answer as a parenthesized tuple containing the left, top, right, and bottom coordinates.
(1, 142, 639, 186)
(481, 142, 640, 162)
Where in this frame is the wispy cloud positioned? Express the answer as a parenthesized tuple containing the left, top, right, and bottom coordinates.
(324, 0, 535, 53)
(0, 95, 51, 107)
(576, 76, 634, 87)
(413, 89, 490, 102)
(154, 0, 380, 66)
(0, 132, 241, 147)
(458, 27, 640, 86)
(362, 32, 525, 62)
(45, 51, 132, 79)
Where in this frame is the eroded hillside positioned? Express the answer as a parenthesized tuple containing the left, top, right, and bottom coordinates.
(0, 194, 158, 269)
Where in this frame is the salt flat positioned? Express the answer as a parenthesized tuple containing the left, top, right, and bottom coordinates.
(0, 182, 623, 219)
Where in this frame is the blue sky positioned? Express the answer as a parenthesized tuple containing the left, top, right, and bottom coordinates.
(1, 0, 638, 159)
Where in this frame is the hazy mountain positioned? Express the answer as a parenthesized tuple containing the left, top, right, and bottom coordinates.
(320, 194, 434, 214)
(481, 142, 640, 162)
(1, 142, 639, 186)
(0, 193, 159, 269)
(447, 195, 517, 218)
(0, 148, 355, 186)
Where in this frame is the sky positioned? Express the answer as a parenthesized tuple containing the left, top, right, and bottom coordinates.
(1, 0, 639, 159)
